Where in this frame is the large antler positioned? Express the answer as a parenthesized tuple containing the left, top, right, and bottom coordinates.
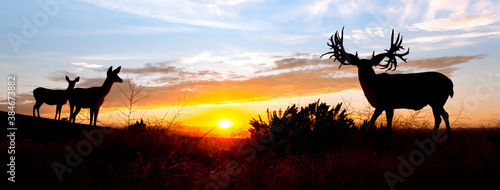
(320, 27, 359, 69)
(376, 29, 410, 71)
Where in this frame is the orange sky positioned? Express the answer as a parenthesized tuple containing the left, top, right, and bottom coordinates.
(6, 53, 500, 138)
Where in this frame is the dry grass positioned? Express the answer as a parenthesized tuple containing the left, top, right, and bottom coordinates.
(3, 110, 500, 189)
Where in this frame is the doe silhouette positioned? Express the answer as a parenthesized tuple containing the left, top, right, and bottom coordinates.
(69, 66, 123, 126)
(321, 27, 454, 144)
(33, 76, 80, 120)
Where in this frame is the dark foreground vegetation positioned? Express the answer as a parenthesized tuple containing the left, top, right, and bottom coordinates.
(2, 103, 500, 189)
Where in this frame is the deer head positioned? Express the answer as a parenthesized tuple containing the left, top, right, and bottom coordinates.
(320, 27, 410, 71)
(65, 76, 80, 90)
(107, 66, 123, 83)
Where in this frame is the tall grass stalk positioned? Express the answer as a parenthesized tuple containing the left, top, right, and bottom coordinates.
(116, 76, 149, 127)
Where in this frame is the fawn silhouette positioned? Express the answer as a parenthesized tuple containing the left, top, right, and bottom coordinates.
(321, 27, 454, 144)
(68, 66, 123, 126)
(33, 76, 80, 120)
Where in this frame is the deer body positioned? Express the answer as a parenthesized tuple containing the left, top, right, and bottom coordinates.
(322, 27, 453, 144)
(33, 76, 80, 120)
(359, 70, 454, 110)
(69, 66, 122, 126)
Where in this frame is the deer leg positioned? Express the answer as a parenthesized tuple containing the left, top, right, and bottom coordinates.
(93, 108, 100, 126)
(69, 104, 74, 122)
(431, 106, 443, 140)
(442, 109, 452, 145)
(55, 104, 62, 120)
(33, 102, 42, 117)
(72, 106, 81, 123)
(385, 109, 394, 138)
(370, 108, 383, 126)
(89, 108, 95, 126)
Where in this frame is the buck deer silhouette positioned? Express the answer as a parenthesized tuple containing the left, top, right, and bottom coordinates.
(33, 76, 80, 120)
(321, 27, 454, 144)
(68, 66, 123, 126)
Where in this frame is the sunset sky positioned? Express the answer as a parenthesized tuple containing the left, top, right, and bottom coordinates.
(1, 0, 500, 136)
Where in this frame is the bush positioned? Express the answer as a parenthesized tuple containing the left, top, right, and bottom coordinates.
(127, 119, 146, 133)
(249, 100, 357, 155)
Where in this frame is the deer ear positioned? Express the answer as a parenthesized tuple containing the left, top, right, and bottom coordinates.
(113, 66, 121, 74)
(66, 76, 70, 82)
(75, 77, 80, 82)
(107, 66, 113, 75)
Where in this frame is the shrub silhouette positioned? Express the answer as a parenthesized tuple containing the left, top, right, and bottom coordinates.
(128, 119, 146, 133)
(249, 100, 356, 155)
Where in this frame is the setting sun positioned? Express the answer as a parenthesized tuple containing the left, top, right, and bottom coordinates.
(216, 119, 233, 129)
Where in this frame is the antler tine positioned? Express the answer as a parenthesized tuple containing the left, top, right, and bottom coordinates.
(321, 27, 358, 68)
(390, 29, 394, 49)
(378, 29, 410, 71)
(397, 35, 403, 48)
(320, 35, 336, 58)
(336, 31, 347, 63)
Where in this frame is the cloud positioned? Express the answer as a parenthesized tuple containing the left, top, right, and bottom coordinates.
(0, 62, 25, 70)
(111, 55, 475, 109)
(120, 62, 228, 86)
(407, 0, 500, 31)
(106, 67, 361, 109)
(273, 0, 380, 23)
(423, 0, 469, 21)
(6, 53, 482, 117)
(79, 0, 264, 30)
(122, 62, 179, 74)
(116, 55, 478, 107)
(406, 31, 500, 44)
(323, 27, 390, 46)
(180, 52, 216, 64)
(401, 55, 484, 70)
(46, 70, 81, 83)
(306, 0, 334, 19)
(262, 34, 311, 44)
(264, 54, 481, 75)
(256, 56, 348, 73)
(410, 13, 500, 31)
(76, 54, 143, 61)
(178, 51, 278, 67)
(71, 62, 104, 68)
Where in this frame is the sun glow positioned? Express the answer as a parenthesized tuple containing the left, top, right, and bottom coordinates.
(216, 119, 233, 129)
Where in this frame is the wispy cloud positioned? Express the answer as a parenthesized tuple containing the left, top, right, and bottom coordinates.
(71, 62, 104, 68)
(104, 54, 476, 109)
(122, 62, 227, 85)
(76, 54, 144, 61)
(79, 0, 264, 30)
(305, 0, 334, 19)
(402, 55, 484, 70)
(323, 27, 390, 46)
(410, 13, 500, 31)
(0, 62, 26, 70)
(262, 34, 311, 44)
(406, 31, 500, 43)
(406, 0, 500, 31)
(7, 53, 481, 116)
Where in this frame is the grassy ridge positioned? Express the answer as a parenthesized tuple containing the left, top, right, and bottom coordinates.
(2, 111, 500, 189)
